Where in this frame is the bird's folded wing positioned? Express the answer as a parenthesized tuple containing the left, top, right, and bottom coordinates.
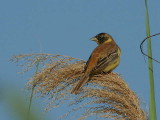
(92, 48, 119, 72)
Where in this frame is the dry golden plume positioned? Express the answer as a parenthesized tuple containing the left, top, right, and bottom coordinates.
(11, 53, 147, 120)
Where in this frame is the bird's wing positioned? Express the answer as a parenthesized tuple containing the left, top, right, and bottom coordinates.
(93, 48, 119, 72)
(84, 44, 119, 74)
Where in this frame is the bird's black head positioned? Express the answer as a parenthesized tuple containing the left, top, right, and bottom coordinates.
(90, 33, 113, 45)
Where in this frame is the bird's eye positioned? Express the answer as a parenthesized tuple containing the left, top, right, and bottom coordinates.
(99, 35, 104, 39)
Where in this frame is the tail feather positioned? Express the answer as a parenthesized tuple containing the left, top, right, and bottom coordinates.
(71, 75, 89, 94)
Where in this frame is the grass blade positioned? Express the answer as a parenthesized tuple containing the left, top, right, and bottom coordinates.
(145, 0, 157, 119)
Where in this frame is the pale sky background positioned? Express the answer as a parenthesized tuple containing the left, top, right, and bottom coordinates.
(0, 0, 160, 120)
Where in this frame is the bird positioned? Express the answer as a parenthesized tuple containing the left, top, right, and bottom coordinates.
(71, 33, 121, 94)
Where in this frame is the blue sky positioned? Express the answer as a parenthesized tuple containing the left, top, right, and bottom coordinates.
(1, 0, 160, 120)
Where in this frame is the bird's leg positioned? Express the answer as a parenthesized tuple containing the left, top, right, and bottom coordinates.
(101, 71, 117, 75)
(101, 71, 110, 75)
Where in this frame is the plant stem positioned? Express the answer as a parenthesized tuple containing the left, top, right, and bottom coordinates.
(145, 0, 157, 120)
(26, 61, 40, 120)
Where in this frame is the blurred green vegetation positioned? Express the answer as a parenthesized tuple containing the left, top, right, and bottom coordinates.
(0, 84, 44, 120)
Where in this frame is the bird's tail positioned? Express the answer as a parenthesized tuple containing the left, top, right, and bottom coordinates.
(71, 74, 89, 94)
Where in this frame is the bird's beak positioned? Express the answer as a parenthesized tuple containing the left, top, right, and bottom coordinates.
(90, 37, 98, 42)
